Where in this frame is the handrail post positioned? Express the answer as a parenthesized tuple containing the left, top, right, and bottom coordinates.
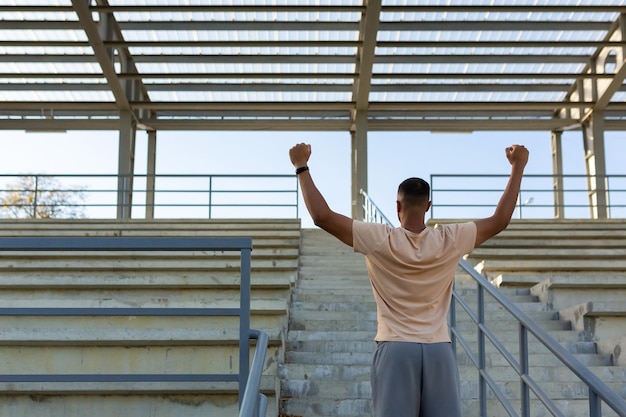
(32, 175, 39, 218)
(208, 176, 213, 219)
(239, 329, 269, 417)
(589, 388, 602, 417)
(519, 324, 530, 417)
(478, 285, 487, 416)
(450, 284, 457, 355)
(239, 247, 252, 405)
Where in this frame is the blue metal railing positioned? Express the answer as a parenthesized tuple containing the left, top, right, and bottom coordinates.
(359, 191, 626, 417)
(0, 173, 298, 220)
(0, 236, 268, 417)
(451, 259, 626, 417)
(360, 189, 395, 226)
(430, 173, 626, 220)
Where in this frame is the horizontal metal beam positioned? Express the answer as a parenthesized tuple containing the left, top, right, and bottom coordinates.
(0, 53, 606, 65)
(0, 102, 118, 111)
(1, 5, 621, 13)
(3, 100, 625, 113)
(0, 119, 120, 130)
(0, 82, 351, 92)
(368, 119, 582, 131)
(368, 101, 626, 111)
(72, 20, 613, 32)
(139, 119, 352, 131)
(2, 116, 626, 132)
(130, 102, 353, 111)
(378, 40, 626, 48)
(2, 72, 615, 81)
(0, 83, 110, 91)
(3, 39, 625, 49)
(0, 81, 618, 94)
(92, 5, 365, 13)
(116, 21, 361, 31)
(0, 40, 360, 48)
(382, 5, 626, 13)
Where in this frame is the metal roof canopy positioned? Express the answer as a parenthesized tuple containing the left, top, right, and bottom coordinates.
(0, 1, 625, 133)
(1, 1, 625, 221)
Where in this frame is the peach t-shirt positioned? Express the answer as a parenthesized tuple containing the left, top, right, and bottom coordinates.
(353, 221, 477, 343)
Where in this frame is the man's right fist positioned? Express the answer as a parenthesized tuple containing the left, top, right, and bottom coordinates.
(289, 143, 312, 169)
(506, 145, 529, 168)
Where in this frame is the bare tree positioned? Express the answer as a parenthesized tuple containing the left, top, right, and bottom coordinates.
(0, 175, 86, 219)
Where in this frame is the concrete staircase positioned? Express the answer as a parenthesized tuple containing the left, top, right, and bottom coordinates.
(280, 225, 626, 417)
(279, 229, 373, 417)
(0, 219, 300, 417)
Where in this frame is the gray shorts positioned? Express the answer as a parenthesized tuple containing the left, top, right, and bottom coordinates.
(371, 341, 462, 417)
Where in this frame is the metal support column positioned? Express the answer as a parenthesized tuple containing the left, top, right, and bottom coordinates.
(145, 130, 157, 220)
(551, 131, 565, 219)
(351, 112, 368, 220)
(582, 112, 609, 219)
(117, 110, 136, 219)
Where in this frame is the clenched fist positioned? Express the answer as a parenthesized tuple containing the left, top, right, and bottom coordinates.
(289, 143, 312, 169)
(506, 145, 529, 168)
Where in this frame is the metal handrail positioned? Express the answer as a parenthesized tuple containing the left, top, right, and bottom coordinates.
(452, 259, 626, 417)
(360, 189, 396, 226)
(239, 329, 269, 417)
(430, 173, 626, 219)
(359, 190, 626, 417)
(0, 236, 265, 412)
(0, 173, 298, 219)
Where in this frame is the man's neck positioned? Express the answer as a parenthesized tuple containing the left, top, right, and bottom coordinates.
(400, 215, 427, 234)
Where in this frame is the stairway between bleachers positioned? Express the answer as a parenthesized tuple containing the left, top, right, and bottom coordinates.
(280, 223, 626, 417)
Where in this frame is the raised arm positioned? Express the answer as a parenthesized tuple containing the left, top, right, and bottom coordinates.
(474, 144, 529, 247)
(289, 143, 354, 247)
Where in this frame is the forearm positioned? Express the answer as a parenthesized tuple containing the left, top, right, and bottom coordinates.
(297, 170, 333, 226)
(492, 164, 525, 228)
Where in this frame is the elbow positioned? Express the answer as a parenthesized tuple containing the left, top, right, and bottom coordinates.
(486, 213, 511, 237)
(311, 209, 333, 229)
(312, 212, 329, 228)
(493, 215, 511, 234)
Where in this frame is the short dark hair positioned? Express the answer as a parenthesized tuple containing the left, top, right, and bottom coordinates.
(397, 177, 430, 207)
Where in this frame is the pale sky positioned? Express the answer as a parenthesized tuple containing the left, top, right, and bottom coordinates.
(1, 128, 624, 227)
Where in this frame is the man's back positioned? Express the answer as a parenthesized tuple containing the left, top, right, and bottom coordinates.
(352, 221, 476, 343)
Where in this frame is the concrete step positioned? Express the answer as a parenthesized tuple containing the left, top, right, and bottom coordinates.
(281, 377, 625, 402)
(278, 363, 371, 382)
(287, 338, 599, 355)
(462, 398, 623, 417)
(0, 257, 299, 271)
(0, 218, 301, 233)
(0, 327, 283, 346)
(280, 398, 372, 417)
(0, 315, 286, 333)
(0, 346, 281, 376)
(478, 238, 626, 248)
(0, 294, 288, 312)
(471, 247, 626, 259)
(290, 309, 559, 323)
(285, 350, 612, 367)
(0, 270, 293, 289)
(457, 352, 613, 368)
(458, 365, 626, 383)
(1, 393, 278, 417)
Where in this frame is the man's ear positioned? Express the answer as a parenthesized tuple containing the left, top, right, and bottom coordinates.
(425, 201, 432, 212)
(396, 200, 401, 213)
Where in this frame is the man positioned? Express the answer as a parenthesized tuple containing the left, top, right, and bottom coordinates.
(289, 143, 529, 417)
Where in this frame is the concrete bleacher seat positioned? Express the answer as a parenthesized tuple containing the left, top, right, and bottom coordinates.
(558, 301, 626, 366)
(0, 219, 300, 417)
(432, 219, 626, 284)
(530, 275, 626, 310)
